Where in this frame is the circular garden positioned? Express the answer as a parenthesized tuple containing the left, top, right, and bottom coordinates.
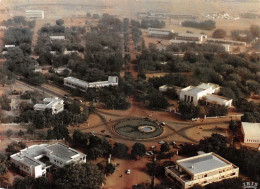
(114, 118, 163, 140)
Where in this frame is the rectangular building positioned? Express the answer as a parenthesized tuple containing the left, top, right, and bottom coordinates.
(179, 83, 232, 107)
(64, 76, 118, 91)
(34, 97, 64, 114)
(176, 33, 207, 42)
(26, 10, 44, 19)
(11, 143, 86, 178)
(207, 38, 246, 46)
(165, 152, 239, 189)
(148, 28, 174, 38)
(241, 122, 260, 144)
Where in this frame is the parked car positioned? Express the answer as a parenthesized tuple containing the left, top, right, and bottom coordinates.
(150, 146, 156, 149)
(126, 169, 131, 174)
(158, 141, 165, 144)
(145, 152, 150, 156)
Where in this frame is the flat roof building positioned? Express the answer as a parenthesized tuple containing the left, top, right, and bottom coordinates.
(176, 33, 207, 42)
(207, 38, 246, 46)
(241, 122, 260, 144)
(148, 28, 174, 38)
(165, 152, 239, 189)
(11, 143, 86, 178)
(180, 83, 232, 107)
(64, 76, 118, 91)
(26, 10, 44, 19)
(34, 97, 64, 114)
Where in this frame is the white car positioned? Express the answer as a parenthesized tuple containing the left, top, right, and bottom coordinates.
(126, 169, 131, 174)
(150, 146, 156, 149)
(158, 141, 165, 144)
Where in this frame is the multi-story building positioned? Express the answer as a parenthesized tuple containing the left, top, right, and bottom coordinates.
(241, 122, 260, 144)
(148, 28, 174, 38)
(165, 152, 239, 189)
(179, 83, 232, 107)
(175, 33, 207, 42)
(11, 143, 86, 178)
(33, 97, 64, 114)
(64, 76, 118, 91)
(26, 10, 44, 19)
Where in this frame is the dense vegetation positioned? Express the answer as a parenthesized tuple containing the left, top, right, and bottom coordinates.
(182, 20, 216, 30)
(140, 19, 165, 29)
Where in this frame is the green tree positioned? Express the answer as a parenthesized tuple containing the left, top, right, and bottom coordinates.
(112, 143, 129, 159)
(229, 120, 238, 134)
(5, 142, 26, 156)
(212, 29, 227, 38)
(146, 93, 169, 110)
(0, 154, 7, 176)
(199, 133, 229, 153)
(32, 177, 51, 189)
(56, 19, 64, 26)
(160, 142, 170, 153)
(178, 101, 200, 120)
(54, 162, 105, 189)
(13, 177, 34, 189)
(131, 143, 146, 159)
(105, 163, 115, 175)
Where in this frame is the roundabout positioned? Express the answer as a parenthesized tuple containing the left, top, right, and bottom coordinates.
(113, 118, 163, 140)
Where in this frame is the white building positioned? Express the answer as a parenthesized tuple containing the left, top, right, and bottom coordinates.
(4, 45, 15, 48)
(11, 143, 86, 178)
(64, 49, 79, 55)
(33, 97, 64, 114)
(50, 36, 65, 40)
(159, 85, 174, 92)
(241, 122, 260, 144)
(64, 76, 118, 91)
(179, 83, 232, 107)
(148, 28, 174, 38)
(207, 38, 246, 46)
(26, 10, 44, 19)
(175, 33, 207, 42)
(169, 39, 202, 45)
(165, 152, 239, 189)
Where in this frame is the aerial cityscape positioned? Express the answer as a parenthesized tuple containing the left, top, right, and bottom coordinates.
(0, 0, 259, 188)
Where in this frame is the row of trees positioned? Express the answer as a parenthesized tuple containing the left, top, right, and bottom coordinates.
(182, 20, 216, 30)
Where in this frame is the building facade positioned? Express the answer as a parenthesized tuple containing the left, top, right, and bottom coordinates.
(179, 83, 232, 107)
(33, 97, 64, 114)
(11, 143, 86, 178)
(148, 28, 174, 38)
(175, 33, 207, 42)
(26, 10, 44, 19)
(165, 152, 239, 189)
(64, 76, 118, 91)
(241, 122, 260, 143)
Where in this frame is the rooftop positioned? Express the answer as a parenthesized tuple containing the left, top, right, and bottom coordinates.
(46, 143, 79, 161)
(11, 143, 85, 167)
(177, 32, 206, 38)
(64, 77, 89, 87)
(242, 122, 260, 137)
(205, 94, 232, 102)
(178, 153, 230, 175)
